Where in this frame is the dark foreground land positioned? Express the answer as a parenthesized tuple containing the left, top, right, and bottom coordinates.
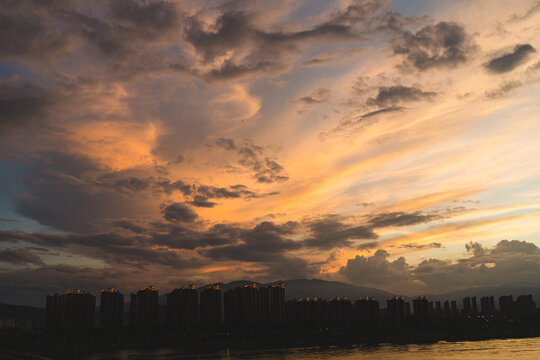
(2, 315, 540, 359)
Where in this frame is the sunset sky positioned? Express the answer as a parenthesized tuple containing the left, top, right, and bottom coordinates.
(1, 0, 540, 306)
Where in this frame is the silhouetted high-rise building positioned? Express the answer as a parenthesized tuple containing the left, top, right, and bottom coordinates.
(386, 296, 405, 322)
(66, 289, 95, 330)
(267, 284, 286, 325)
(130, 286, 158, 329)
(200, 285, 222, 328)
(480, 296, 495, 315)
(412, 296, 429, 319)
(428, 301, 435, 317)
(435, 301, 442, 317)
(287, 297, 326, 327)
(354, 297, 379, 326)
(405, 302, 411, 317)
(471, 296, 478, 314)
(46, 289, 95, 331)
(46, 293, 65, 331)
(100, 288, 123, 329)
(515, 295, 536, 316)
(462, 297, 472, 316)
(451, 300, 458, 316)
(167, 284, 199, 330)
(224, 283, 261, 327)
(443, 301, 450, 317)
(499, 295, 514, 317)
(328, 297, 353, 326)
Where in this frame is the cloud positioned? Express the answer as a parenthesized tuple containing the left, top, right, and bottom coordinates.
(162, 202, 198, 222)
(296, 88, 331, 105)
(484, 44, 536, 74)
(0, 82, 60, 132)
(216, 139, 289, 183)
(112, 220, 147, 234)
(303, 216, 378, 250)
(302, 48, 365, 66)
(360, 106, 404, 119)
(369, 211, 437, 228)
(357, 241, 380, 250)
(0, 248, 45, 266)
(485, 80, 522, 98)
(340, 240, 540, 294)
(0, 8, 70, 61)
(202, 221, 300, 262)
(391, 21, 476, 71)
(366, 86, 436, 107)
(339, 249, 411, 289)
(399, 242, 442, 250)
(509, 1, 540, 22)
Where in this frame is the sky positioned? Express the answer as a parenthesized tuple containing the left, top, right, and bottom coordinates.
(1, 0, 540, 307)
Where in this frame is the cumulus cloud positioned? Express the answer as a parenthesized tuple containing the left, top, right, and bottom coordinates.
(340, 240, 540, 294)
(391, 21, 476, 71)
(339, 249, 412, 289)
(484, 44, 536, 74)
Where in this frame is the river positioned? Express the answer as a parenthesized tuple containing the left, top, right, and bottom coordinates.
(54, 337, 540, 360)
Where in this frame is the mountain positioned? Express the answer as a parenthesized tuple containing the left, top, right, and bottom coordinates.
(0, 303, 45, 329)
(198, 278, 397, 301)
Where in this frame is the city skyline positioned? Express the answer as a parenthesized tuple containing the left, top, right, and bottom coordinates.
(1, 0, 540, 306)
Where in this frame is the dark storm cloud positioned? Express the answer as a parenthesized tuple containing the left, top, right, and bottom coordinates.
(366, 86, 436, 107)
(0, 8, 70, 60)
(0, 82, 60, 132)
(151, 222, 239, 250)
(107, 0, 178, 31)
(162, 202, 198, 223)
(0, 248, 45, 266)
(391, 21, 476, 71)
(369, 211, 437, 228)
(0, 230, 202, 269)
(112, 220, 147, 234)
(303, 217, 378, 250)
(0, 0, 414, 83)
(202, 221, 300, 262)
(183, 10, 356, 66)
(484, 44, 536, 74)
(182, 0, 409, 80)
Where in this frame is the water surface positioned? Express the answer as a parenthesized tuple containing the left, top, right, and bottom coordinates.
(74, 337, 540, 360)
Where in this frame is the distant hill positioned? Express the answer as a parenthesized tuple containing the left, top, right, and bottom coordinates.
(0, 303, 45, 329)
(199, 278, 397, 301)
